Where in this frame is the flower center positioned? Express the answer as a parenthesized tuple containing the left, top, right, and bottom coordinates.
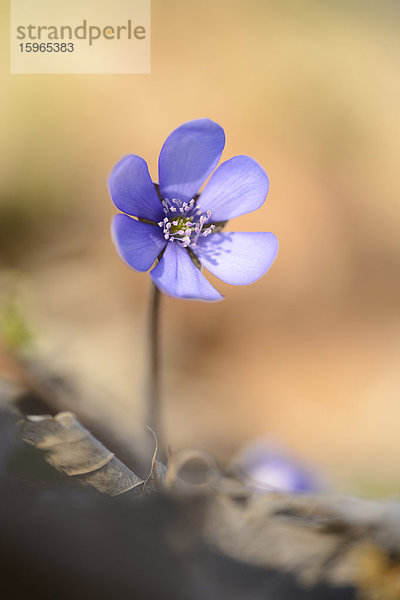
(158, 198, 215, 248)
(169, 216, 193, 235)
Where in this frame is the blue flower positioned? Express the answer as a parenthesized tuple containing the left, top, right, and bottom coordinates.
(109, 119, 278, 301)
(233, 439, 322, 494)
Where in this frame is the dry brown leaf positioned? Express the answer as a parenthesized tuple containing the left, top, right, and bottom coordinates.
(20, 411, 143, 496)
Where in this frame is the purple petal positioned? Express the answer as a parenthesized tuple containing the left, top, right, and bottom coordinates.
(150, 243, 223, 301)
(112, 214, 166, 272)
(196, 232, 278, 285)
(233, 440, 321, 494)
(198, 156, 269, 221)
(108, 155, 164, 222)
(158, 119, 225, 203)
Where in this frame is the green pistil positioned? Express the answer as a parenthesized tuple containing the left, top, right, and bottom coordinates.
(169, 216, 193, 235)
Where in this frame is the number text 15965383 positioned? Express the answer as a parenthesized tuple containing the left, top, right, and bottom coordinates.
(19, 42, 74, 52)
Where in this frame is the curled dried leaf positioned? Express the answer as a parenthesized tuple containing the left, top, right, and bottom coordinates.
(166, 448, 221, 492)
(20, 412, 143, 496)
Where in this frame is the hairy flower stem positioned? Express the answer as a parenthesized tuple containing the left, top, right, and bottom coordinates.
(147, 282, 165, 460)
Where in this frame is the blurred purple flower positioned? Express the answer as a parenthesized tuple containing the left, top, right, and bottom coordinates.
(109, 119, 278, 301)
(232, 439, 321, 494)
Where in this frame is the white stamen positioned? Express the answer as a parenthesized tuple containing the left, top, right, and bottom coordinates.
(160, 196, 215, 248)
(181, 236, 190, 246)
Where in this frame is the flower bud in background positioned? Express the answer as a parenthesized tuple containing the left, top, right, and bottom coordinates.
(231, 438, 322, 494)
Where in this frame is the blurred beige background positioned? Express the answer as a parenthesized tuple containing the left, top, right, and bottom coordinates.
(1, 0, 400, 494)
